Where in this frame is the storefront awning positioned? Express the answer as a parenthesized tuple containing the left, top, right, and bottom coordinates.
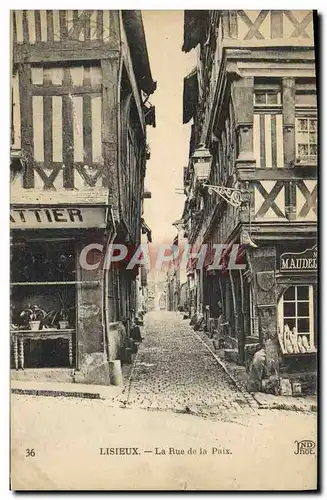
(182, 10, 209, 53)
(183, 68, 198, 124)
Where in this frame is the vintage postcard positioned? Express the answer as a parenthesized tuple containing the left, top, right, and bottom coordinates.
(10, 9, 318, 491)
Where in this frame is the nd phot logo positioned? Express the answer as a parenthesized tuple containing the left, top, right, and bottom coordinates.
(294, 440, 316, 455)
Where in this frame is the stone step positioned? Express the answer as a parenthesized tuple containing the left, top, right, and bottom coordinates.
(224, 349, 239, 364)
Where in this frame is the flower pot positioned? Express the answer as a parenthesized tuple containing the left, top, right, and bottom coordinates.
(59, 320, 69, 330)
(29, 320, 41, 331)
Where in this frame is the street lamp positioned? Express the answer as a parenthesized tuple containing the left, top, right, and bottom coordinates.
(191, 144, 212, 181)
(192, 144, 251, 208)
(191, 145, 257, 247)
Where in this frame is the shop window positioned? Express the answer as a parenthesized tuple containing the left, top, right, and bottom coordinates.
(278, 285, 316, 354)
(11, 240, 76, 369)
(296, 117, 317, 163)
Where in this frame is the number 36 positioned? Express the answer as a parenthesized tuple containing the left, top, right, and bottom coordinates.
(25, 449, 35, 457)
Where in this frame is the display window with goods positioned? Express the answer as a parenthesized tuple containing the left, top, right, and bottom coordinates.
(10, 239, 77, 369)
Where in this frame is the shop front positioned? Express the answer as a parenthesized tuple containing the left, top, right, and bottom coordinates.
(275, 243, 317, 389)
(200, 237, 317, 394)
(245, 241, 317, 394)
(10, 203, 117, 385)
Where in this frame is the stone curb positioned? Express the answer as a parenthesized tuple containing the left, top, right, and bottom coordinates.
(192, 330, 260, 409)
(11, 380, 123, 401)
(11, 388, 101, 400)
(192, 328, 317, 413)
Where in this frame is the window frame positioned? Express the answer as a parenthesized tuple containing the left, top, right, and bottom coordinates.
(253, 89, 282, 109)
(295, 114, 317, 164)
(278, 285, 315, 352)
(295, 84, 317, 165)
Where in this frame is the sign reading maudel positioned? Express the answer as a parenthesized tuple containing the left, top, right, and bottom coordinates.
(280, 245, 317, 272)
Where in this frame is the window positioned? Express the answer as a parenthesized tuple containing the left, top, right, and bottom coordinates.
(11, 240, 77, 369)
(296, 117, 317, 162)
(254, 91, 281, 107)
(278, 285, 315, 353)
(295, 81, 317, 164)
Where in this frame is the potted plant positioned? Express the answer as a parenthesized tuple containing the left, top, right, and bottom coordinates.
(42, 307, 71, 330)
(58, 309, 69, 330)
(20, 305, 46, 331)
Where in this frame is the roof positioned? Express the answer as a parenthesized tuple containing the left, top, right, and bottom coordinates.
(183, 68, 198, 124)
(122, 11, 157, 96)
(182, 10, 209, 53)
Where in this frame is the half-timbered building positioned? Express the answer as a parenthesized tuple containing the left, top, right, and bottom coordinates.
(182, 10, 317, 391)
(10, 10, 156, 385)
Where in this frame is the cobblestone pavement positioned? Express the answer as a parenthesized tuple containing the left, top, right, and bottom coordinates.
(121, 311, 258, 419)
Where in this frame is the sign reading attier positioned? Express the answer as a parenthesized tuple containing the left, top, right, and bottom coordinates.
(10, 206, 107, 229)
(280, 245, 317, 272)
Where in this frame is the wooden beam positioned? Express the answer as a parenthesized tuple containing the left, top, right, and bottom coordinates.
(32, 85, 102, 96)
(231, 77, 254, 161)
(109, 10, 120, 49)
(46, 11, 54, 42)
(96, 10, 103, 40)
(270, 11, 283, 38)
(13, 42, 120, 64)
(18, 63, 34, 188)
(101, 58, 119, 198)
(62, 67, 74, 188)
(237, 167, 316, 181)
(43, 69, 53, 166)
(225, 47, 315, 62)
(282, 78, 296, 168)
(82, 66, 92, 167)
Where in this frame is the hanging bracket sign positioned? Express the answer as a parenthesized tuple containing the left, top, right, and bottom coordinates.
(10, 206, 107, 229)
(280, 245, 317, 272)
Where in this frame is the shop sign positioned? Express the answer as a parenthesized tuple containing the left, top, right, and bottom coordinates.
(10, 206, 107, 229)
(280, 245, 317, 272)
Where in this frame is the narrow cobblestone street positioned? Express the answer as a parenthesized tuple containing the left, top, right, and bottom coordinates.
(10, 311, 317, 490)
(122, 311, 257, 418)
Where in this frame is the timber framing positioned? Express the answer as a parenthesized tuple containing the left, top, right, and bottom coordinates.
(13, 42, 120, 64)
(236, 167, 317, 182)
(205, 45, 315, 146)
(32, 85, 102, 96)
(248, 221, 317, 239)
